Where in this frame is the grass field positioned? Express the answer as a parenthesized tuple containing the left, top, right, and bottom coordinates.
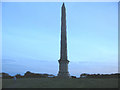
(2, 78, 118, 88)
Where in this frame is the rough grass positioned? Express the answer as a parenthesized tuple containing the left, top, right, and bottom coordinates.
(2, 78, 118, 88)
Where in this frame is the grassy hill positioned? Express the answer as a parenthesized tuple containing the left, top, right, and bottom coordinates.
(2, 78, 118, 88)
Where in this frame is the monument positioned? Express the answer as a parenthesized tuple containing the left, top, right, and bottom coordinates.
(57, 3, 70, 78)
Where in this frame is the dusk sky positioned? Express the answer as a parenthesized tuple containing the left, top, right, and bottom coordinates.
(2, 2, 118, 77)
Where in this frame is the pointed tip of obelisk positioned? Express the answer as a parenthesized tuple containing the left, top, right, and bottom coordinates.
(62, 2, 65, 7)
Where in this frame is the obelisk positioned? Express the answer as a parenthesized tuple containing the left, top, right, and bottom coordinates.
(57, 3, 70, 78)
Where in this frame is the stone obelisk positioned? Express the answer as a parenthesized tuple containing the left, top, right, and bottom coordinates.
(57, 3, 70, 78)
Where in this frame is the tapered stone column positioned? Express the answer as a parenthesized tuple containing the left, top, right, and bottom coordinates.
(57, 3, 70, 78)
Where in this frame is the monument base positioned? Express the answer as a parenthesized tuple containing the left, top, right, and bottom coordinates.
(57, 72, 70, 78)
(57, 59, 70, 78)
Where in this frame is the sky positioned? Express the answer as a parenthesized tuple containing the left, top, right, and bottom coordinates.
(2, 2, 118, 77)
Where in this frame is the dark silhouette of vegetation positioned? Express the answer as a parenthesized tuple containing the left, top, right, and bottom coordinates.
(2, 71, 120, 79)
(71, 76, 77, 78)
(2, 72, 13, 79)
(2, 71, 55, 79)
(24, 71, 50, 78)
(80, 73, 120, 78)
(15, 74, 24, 78)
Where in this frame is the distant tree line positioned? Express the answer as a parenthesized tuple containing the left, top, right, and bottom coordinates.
(80, 73, 120, 78)
(2, 71, 120, 79)
(2, 71, 55, 79)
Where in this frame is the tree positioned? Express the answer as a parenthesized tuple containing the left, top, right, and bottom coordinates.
(15, 74, 23, 78)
